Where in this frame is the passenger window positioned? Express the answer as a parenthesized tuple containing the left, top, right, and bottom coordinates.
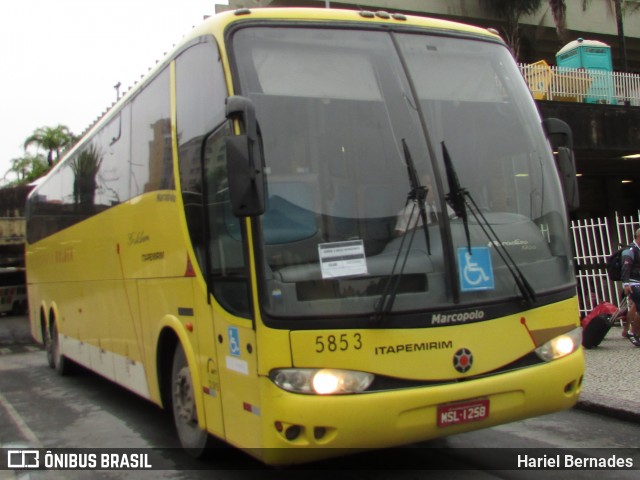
(204, 124, 250, 316)
(94, 106, 131, 206)
(130, 67, 172, 197)
(176, 38, 250, 317)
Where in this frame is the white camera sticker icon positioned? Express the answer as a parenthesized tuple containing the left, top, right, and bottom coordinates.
(7, 450, 40, 468)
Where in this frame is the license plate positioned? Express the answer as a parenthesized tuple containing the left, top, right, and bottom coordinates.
(437, 398, 490, 427)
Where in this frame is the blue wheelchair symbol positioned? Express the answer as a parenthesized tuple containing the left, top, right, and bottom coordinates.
(458, 247, 495, 292)
(228, 326, 241, 357)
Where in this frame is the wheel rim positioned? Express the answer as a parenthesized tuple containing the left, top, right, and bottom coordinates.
(174, 365, 197, 427)
(171, 346, 209, 453)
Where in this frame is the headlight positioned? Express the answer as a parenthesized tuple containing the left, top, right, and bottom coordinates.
(534, 327, 582, 362)
(270, 368, 374, 395)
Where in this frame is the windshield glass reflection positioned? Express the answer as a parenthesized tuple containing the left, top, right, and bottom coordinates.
(230, 26, 574, 321)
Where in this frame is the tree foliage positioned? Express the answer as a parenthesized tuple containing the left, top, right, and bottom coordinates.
(71, 144, 103, 205)
(548, 0, 567, 40)
(480, 1, 569, 60)
(3, 124, 76, 187)
(3, 153, 48, 186)
(479, 0, 542, 59)
(23, 124, 76, 167)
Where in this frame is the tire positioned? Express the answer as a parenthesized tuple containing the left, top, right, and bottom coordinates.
(45, 323, 55, 369)
(171, 344, 211, 456)
(47, 319, 72, 375)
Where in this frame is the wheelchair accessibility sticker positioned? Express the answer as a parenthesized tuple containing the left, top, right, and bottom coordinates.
(228, 326, 241, 357)
(458, 247, 495, 292)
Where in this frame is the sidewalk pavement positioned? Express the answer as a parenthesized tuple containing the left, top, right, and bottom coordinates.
(1, 314, 638, 422)
(578, 322, 640, 422)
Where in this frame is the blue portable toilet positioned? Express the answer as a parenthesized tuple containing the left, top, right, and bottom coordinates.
(556, 38, 615, 104)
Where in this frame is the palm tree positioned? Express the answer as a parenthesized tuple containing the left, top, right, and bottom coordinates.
(3, 153, 48, 186)
(8, 157, 31, 182)
(480, 1, 571, 60)
(548, 0, 567, 41)
(23, 125, 75, 167)
(582, 1, 640, 72)
(479, 0, 542, 60)
(25, 155, 49, 183)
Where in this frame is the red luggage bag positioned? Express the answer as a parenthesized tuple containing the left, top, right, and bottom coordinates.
(581, 302, 617, 349)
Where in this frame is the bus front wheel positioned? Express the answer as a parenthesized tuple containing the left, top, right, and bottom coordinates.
(171, 344, 211, 456)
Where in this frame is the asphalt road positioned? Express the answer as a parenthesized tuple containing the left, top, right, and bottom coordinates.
(1, 316, 640, 478)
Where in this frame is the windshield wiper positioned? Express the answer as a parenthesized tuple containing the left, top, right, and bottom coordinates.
(441, 141, 536, 305)
(403, 139, 431, 255)
(373, 139, 431, 322)
(442, 142, 471, 253)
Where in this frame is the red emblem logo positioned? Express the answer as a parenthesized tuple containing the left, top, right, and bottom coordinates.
(453, 348, 473, 373)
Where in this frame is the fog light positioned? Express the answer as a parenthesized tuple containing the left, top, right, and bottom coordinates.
(314, 426, 327, 440)
(285, 425, 301, 441)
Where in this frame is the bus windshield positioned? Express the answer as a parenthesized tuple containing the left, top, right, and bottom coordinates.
(230, 25, 574, 320)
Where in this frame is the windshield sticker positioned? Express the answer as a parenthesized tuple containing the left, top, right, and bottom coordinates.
(318, 240, 368, 279)
(487, 239, 537, 251)
(458, 247, 495, 292)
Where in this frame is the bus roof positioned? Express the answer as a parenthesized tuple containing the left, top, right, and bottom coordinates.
(200, 7, 501, 41)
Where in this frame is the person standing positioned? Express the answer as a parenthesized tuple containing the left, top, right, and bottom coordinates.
(621, 228, 640, 346)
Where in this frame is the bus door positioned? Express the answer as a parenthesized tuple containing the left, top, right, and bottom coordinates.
(212, 301, 261, 448)
(196, 124, 262, 447)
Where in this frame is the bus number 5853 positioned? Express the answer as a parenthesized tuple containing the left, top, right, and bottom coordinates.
(315, 333, 362, 353)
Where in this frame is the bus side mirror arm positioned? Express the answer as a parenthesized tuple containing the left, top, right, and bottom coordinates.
(542, 118, 579, 212)
(225, 96, 265, 217)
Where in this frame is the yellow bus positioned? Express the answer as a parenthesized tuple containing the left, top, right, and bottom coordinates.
(26, 8, 584, 465)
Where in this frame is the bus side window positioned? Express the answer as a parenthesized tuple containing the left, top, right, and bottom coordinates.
(130, 67, 172, 196)
(175, 37, 250, 317)
(94, 106, 131, 207)
(204, 123, 251, 317)
(176, 38, 227, 265)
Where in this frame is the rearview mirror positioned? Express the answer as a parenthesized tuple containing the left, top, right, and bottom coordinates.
(225, 96, 265, 217)
(555, 146, 579, 212)
(542, 118, 579, 212)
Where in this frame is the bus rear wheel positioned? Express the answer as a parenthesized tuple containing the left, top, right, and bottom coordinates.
(171, 344, 211, 456)
(46, 319, 72, 376)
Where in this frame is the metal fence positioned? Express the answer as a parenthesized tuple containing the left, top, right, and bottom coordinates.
(571, 211, 640, 317)
(519, 62, 640, 105)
